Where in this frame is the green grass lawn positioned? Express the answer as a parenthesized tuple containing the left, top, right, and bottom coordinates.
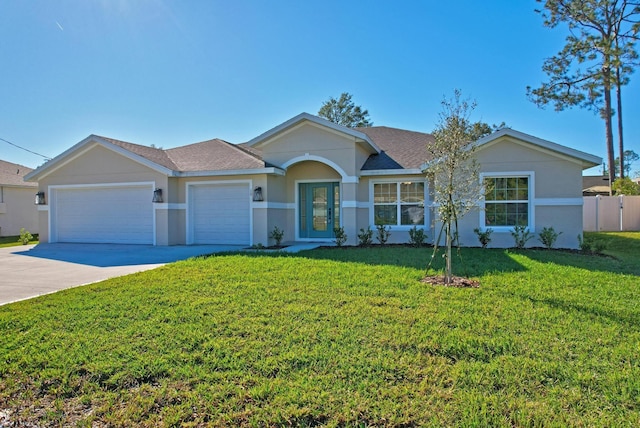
(0, 235, 39, 248)
(0, 233, 638, 427)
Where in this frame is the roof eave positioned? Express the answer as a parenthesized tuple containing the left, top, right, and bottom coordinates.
(360, 168, 424, 176)
(176, 167, 285, 177)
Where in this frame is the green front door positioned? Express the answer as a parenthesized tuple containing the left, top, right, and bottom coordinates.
(299, 182, 340, 239)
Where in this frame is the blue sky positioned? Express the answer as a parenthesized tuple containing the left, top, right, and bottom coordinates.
(1, 0, 638, 175)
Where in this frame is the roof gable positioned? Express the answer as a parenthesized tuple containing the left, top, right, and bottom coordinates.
(474, 129, 601, 169)
(247, 113, 381, 154)
(25, 135, 176, 181)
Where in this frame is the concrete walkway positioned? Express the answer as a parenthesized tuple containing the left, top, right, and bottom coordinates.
(0, 242, 327, 306)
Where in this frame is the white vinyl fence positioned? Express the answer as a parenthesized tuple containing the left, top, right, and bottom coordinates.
(583, 195, 640, 232)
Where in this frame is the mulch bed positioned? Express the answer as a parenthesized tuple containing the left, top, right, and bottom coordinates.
(421, 275, 480, 288)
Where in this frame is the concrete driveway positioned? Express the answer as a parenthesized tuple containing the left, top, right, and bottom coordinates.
(0, 243, 243, 306)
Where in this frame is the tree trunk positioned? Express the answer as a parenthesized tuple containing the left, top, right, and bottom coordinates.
(445, 222, 452, 284)
(616, 67, 624, 179)
(603, 67, 616, 193)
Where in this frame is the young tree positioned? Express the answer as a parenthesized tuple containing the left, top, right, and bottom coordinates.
(318, 92, 373, 128)
(527, 0, 640, 188)
(425, 90, 483, 285)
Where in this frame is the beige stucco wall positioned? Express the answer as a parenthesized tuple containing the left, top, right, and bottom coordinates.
(0, 186, 39, 236)
(450, 137, 586, 249)
(257, 123, 371, 178)
(37, 144, 168, 189)
(476, 137, 583, 198)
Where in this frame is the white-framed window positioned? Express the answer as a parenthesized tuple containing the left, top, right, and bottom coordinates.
(481, 173, 533, 229)
(372, 181, 426, 226)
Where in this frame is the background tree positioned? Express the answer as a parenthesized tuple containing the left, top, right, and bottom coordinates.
(527, 0, 640, 189)
(616, 149, 640, 176)
(425, 90, 483, 285)
(469, 121, 509, 141)
(612, 176, 640, 194)
(318, 92, 373, 128)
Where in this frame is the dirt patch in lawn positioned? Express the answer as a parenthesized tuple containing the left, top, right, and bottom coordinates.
(421, 275, 480, 288)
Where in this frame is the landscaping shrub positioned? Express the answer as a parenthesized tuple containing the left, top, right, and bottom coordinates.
(408, 225, 426, 247)
(473, 227, 493, 248)
(375, 224, 391, 245)
(269, 226, 284, 247)
(18, 228, 33, 245)
(333, 226, 347, 247)
(511, 225, 533, 249)
(357, 226, 373, 246)
(538, 226, 562, 249)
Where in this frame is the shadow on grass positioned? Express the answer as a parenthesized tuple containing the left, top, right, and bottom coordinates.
(235, 246, 529, 278)
(523, 294, 639, 328)
(233, 237, 639, 279)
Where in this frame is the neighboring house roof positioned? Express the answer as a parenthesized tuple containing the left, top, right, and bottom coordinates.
(358, 126, 434, 170)
(475, 129, 601, 169)
(0, 159, 37, 187)
(582, 175, 611, 196)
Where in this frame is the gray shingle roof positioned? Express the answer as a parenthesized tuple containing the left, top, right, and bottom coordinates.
(356, 126, 433, 170)
(0, 159, 37, 187)
(166, 139, 266, 171)
(99, 126, 433, 174)
(98, 136, 179, 170)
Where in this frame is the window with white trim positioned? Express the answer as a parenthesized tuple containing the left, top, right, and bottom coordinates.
(483, 176, 530, 227)
(373, 182, 425, 226)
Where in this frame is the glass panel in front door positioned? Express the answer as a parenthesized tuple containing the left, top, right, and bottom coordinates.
(312, 187, 328, 232)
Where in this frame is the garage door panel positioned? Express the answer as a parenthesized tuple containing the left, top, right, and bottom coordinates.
(53, 186, 154, 244)
(190, 183, 250, 245)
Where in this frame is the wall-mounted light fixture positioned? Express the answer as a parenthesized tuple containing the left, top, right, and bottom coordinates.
(253, 186, 264, 202)
(152, 188, 163, 203)
(35, 191, 46, 205)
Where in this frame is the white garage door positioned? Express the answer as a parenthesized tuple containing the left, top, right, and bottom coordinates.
(189, 183, 250, 245)
(53, 185, 154, 244)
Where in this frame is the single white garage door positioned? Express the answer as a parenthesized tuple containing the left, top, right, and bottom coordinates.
(189, 183, 250, 245)
(52, 185, 154, 244)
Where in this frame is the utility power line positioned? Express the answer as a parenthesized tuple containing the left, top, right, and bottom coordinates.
(0, 137, 51, 160)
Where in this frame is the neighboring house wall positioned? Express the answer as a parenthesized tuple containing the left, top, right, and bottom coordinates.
(584, 195, 640, 232)
(0, 186, 38, 236)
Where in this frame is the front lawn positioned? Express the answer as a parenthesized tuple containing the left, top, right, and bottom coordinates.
(0, 233, 638, 426)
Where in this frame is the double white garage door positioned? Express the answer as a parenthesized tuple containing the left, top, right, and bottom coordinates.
(50, 183, 250, 245)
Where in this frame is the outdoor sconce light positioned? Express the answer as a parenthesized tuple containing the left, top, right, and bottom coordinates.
(152, 188, 163, 203)
(35, 191, 46, 205)
(253, 186, 264, 202)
